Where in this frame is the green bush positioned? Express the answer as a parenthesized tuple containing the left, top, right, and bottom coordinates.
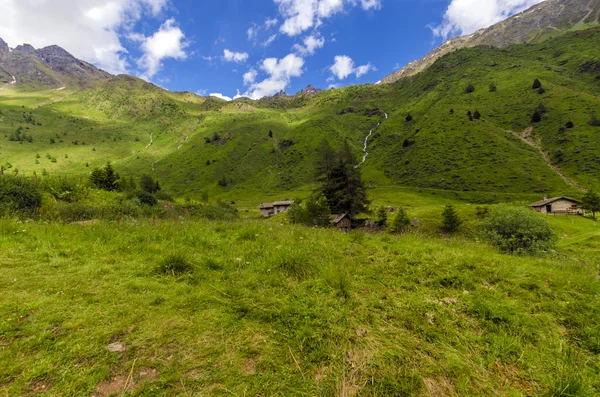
(288, 194, 331, 227)
(42, 178, 88, 203)
(0, 176, 43, 215)
(135, 190, 158, 206)
(480, 205, 557, 255)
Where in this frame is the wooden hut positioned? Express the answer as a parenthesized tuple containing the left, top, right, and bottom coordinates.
(259, 200, 295, 217)
(530, 197, 584, 215)
(331, 214, 352, 232)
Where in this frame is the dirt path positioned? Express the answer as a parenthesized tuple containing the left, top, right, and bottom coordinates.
(510, 126, 584, 191)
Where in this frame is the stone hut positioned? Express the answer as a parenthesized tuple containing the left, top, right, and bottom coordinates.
(259, 200, 295, 217)
(331, 214, 352, 232)
(273, 201, 295, 215)
(259, 203, 275, 217)
(530, 197, 583, 215)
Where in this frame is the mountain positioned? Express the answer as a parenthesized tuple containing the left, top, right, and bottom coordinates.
(1, 28, 600, 199)
(297, 85, 323, 96)
(0, 39, 111, 89)
(380, 0, 600, 84)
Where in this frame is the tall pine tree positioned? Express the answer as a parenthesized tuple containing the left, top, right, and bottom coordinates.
(319, 140, 370, 217)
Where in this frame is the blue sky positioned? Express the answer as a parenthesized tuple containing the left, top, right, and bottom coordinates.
(0, 0, 545, 99)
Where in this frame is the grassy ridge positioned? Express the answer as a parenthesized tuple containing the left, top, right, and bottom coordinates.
(1, 215, 599, 396)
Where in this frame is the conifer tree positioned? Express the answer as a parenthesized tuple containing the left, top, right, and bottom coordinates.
(442, 205, 462, 233)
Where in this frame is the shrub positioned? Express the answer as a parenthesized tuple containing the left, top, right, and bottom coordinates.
(155, 254, 195, 276)
(43, 178, 88, 203)
(489, 82, 497, 92)
(465, 84, 475, 94)
(589, 115, 600, 127)
(473, 110, 481, 120)
(442, 205, 462, 233)
(531, 110, 542, 123)
(565, 121, 574, 129)
(288, 194, 331, 227)
(480, 205, 557, 255)
(0, 176, 43, 215)
(405, 114, 413, 122)
(532, 79, 542, 89)
(140, 174, 160, 194)
(135, 190, 158, 206)
(376, 207, 388, 227)
(391, 208, 410, 233)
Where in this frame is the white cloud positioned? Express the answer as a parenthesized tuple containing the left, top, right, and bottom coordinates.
(265, 17, 280, 29)
(0, 0, 171, 75)
(329, 55, 375, 80)
(243, 53, 304, 99)
(243, 68, 258, 85)
(263, 34, 278, 47)
(293, 34, 324, 55)
(196, 89, 208, 96)
(247, 25, 258, 41)
(274, 0, 383, 36)
(354, 62, 376, 77)
(330, 55, 354, 79)
(431, 0, 545, 39)
(223, 49, 249, 63)
(138, 18, 187, 79)
(210, 93, 233, 101)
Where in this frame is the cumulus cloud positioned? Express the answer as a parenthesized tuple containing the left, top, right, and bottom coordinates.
(210, 93, 233, 101)
(293, 34, 325, 55)
(243, 68, 258, 85)
(274, 0, 383, 36)
(223, 49, 249, 63)
(329, 55, 376, 80)
(0, 0, 175, 75)
(431, 0, 546, 39)
(243, 53, 304, 99)
(138, 18, 188, 79)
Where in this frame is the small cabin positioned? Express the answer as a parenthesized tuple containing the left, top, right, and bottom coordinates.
(259, 200, 295, 217)
(259, 203, 275, 217)
(331, 214, 352, 232)
(273, 201, 295, 215)
(530, 197, 584, 215)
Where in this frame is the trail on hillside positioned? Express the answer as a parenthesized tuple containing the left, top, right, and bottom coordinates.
(356, 112, 388, 168)
(510, 126, 585, 191)
(145, 133, 153, 149)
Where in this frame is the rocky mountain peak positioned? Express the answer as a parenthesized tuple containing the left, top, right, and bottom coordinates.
(0, 38, 8, 58)
(297, 84, 322, 96)
(14, 44, 36, 54)
(273, 90, 288, 97)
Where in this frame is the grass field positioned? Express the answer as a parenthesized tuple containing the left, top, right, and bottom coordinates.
(1, 209, 599, 396)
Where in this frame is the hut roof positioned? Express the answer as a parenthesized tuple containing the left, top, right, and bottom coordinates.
(259, 203, 274, 209)
(273, 200, 295, 206)
(331, 214, 350, 224)
(530, 197, 581, 207)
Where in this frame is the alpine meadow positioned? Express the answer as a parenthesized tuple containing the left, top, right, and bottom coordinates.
(1, 0, 600, 396)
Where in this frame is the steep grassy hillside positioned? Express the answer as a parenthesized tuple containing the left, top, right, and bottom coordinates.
(1, 29, 600, 199)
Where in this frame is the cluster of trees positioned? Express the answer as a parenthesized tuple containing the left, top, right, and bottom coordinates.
(582, 190, 600, 220)
(89, 163, 164, 206)
(8, 127, 33, 143)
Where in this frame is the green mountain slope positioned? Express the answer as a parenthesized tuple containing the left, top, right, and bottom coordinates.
(381, 0, 600, 84)
(1, 29, 599, 198)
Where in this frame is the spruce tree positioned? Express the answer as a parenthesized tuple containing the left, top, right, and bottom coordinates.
(320, 140, 369, 217)
(473, 110, 481, 120)
(442, 205, 462, 233)
(532, 79, 542, 89)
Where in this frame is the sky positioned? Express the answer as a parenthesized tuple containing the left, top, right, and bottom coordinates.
(0, 0, 546, 100)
